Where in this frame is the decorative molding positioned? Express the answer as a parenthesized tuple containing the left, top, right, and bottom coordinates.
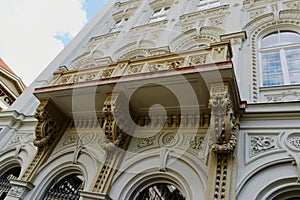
(263, 90, 300, 102)
(159, 132, 178, 147)
(136, 136, 156, 149)
(136, 114, 210, 129)
(250, 136, 275, 156)
(213, 154, 229, 200)
(286, 133, 300, 152)
(186, 135, 205, 151)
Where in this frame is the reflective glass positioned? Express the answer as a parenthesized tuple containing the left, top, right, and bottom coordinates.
(263, 74, 284, 86)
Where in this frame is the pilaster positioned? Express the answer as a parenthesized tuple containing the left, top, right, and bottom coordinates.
(19, 99, 69, 182)
(205, 85, 239, 200)
(91, 92, 132, 195)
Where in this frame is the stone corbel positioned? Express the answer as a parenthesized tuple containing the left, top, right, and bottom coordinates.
(101, 92, 133, 151)
(208, 86, 238, 154)
(92, 92, 133, 194)
(20, 99, 68, 181)
(33, 99, 68, 148)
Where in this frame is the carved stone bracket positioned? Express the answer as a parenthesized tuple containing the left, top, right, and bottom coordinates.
(92, 93, 132, 194)
(101, 93, 132, 151)
(205, 85, 240, 200)
(21, 99, 68, 182)
(33, 99, 68, 148)
(208, 86, 238, 154)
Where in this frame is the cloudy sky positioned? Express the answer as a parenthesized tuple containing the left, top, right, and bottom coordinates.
(0, 0, 106, 85)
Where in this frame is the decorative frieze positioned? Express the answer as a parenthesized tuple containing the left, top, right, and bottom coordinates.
(279, 9, 300, 20)
(209, 16, 225, 26)
(284, 1, 300, 9)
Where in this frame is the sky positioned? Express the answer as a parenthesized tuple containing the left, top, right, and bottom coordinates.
(0, 0, 107, 85)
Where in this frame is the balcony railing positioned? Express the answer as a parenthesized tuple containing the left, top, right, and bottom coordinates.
(48, 42, 232, 87)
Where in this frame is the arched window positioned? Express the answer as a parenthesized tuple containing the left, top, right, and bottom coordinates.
(0, 167, 21, 200)
(42, 174, 84, 200)
(259, 30, 300, 86)
(134, 183, 185, 200)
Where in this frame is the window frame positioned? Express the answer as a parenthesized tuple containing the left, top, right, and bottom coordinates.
(259, 30, 300, 87)
(196, 0, 221, 11)
(149, 7, 170, 23)
(110, 18, 129, 33)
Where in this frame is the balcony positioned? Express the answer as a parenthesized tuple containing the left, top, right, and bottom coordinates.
(34, 42, 243, 121)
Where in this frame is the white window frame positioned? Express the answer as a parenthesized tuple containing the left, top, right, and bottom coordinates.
(110, 18, 128, 32)
(197, 0, 221, 11)
(259, 30, 300, 87)
(149, 7, 170, 23)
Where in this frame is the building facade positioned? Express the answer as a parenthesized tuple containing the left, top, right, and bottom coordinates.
(0, 0, 300, 199)
(0, 58, 25, 112)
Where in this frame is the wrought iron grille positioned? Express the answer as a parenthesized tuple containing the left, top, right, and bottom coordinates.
(0, 167, 21, 200)
(135, 183, 185, 200)
(42, 174, 83, 200)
